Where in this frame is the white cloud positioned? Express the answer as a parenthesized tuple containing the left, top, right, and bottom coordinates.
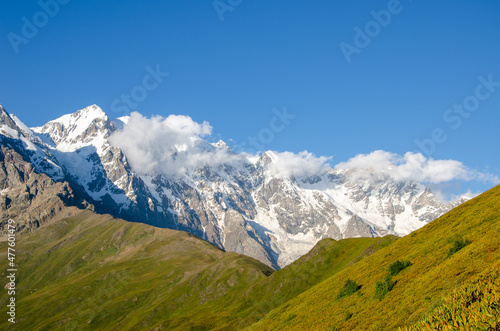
(267, 151, 332, 178)
(335, 150, 500, 185)
(109, 115, 499, 195)
(430, 187, 481, 204)
(108, 112, 334, 180)
(109, 112, 240, 178)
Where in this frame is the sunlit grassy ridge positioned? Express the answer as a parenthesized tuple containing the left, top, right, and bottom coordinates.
(247, 185, 500, 330)
(0, 209, 393, 330)
(175, 235, 397, 330)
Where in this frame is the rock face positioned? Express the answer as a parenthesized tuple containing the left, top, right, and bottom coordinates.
(0, 143, 86, 236)
(0, 105, 465, 268)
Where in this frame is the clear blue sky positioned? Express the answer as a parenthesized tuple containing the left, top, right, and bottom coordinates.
(1, 0, 499, 195)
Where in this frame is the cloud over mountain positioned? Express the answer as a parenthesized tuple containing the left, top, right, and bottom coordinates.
(335, 150, 500, 185)
(109, 113, 499, 191)
(109, 112, 223, 177)
(267, 151, 332, 178)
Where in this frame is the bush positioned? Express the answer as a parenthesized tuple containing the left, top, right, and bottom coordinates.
(401, 267, 500, 330)
(336, 279, 360, 299)
(447, 237, 471, 258)
(388, 260, 412, 276)
(375, 274, 395, 301)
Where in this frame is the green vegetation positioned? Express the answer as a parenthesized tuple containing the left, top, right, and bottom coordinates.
(337, 278, 360, 299)
(1, 183, 498, 330)
(388, 259, 412, 276)
(375, 260, 412, 301)
(447, 235, 472, 258)
(0, 210, 273, 330)
(0, 209, 395, 330)
(374, 274, 395, 301)
(247, 185, 500, 330)
(401, 264, 500, 330)
(157, 234, 397, 329)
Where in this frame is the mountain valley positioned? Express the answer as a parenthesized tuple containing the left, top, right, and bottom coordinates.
(0, 104, 467, 269)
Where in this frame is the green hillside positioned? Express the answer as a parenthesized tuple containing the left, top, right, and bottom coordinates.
(0, 209, 274, 330)
(0, 208, 394, 330)
(247, 185, 500, 330)
(402, 262, 500, 330)
(2, 184, 499, 330)
(176, 235, 397, 330)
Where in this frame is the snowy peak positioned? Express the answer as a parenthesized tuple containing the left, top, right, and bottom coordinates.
(32, 105, 113, 152)
(24, 105, 136, 206)
(213, 139, 232, 152)
(1, 104, 470, 269)
(44, 104, 107, 129)
(0, 105, 64, 180)
(0, 106, 42, 144)
(10, 114, 39, 141)
(0, 105, 22, 138)
(43, 104, 107, 128)
(111, 116, 130, 130)
(56, 104, 107, 122)
(256, 151, 278, 168)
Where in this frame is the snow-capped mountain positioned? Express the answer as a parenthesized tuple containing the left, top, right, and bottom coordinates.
(0, 105, 465, 268)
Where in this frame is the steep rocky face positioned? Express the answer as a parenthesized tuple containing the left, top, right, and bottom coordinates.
(0, 106, 64, 180)
(0, 104, 466, 268)
(0, 143, 88, 236)
(31, 106, 152, 223)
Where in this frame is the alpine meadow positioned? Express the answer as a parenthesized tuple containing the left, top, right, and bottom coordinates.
(2, 1, 500, 330)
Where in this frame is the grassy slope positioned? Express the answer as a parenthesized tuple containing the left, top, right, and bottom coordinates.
(0, 208, 396, 330)
(401, 262, 500, 330)
(178, 235, 397, 330)
(0, 209, 274, 330)
(248, 185, 500, 330)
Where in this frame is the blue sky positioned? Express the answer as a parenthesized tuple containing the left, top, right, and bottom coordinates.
(1, 0, 499, 196)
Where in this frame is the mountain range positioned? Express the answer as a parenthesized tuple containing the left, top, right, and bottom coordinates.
(0, 177, 498, 330)
(0, 104, 466, 269)
(1, 103, 499, 330)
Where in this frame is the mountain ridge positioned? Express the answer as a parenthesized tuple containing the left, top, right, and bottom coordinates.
(0, 104, 468, 268)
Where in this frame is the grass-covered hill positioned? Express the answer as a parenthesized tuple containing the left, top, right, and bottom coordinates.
(247, 185, 500, 330)
(1, 184, 498, 330)
(177, 235, 397, 330)
(0, 209, 274, 330)
(0, 208, 393, 330)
